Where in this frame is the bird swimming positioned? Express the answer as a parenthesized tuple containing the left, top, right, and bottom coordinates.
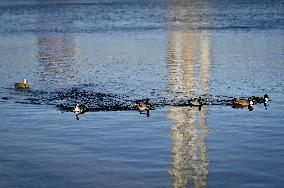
(232, 97, 254, 111)
(14, 79, 29, 89)
(73, 103, 84, 113)
(251, 94, 269, 104)
(262, 94, 269, 110)
(263, 94, 269, 103)
(232, 97, 254, 106)
(73, 103, 87, 120)
(136, 99, 152, 117)
(189, 97, 203, 111)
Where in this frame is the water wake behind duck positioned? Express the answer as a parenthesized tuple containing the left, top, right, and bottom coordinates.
(1, 86, 270, 113)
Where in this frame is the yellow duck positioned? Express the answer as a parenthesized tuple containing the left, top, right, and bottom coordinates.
(14, 79, 29, 89)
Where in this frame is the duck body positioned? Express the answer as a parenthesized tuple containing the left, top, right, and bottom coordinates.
(190, 98, 203, 106)
(14, 79, 29, 89)
(137, 102, 151, 112)
(136, 101, 151, 117)
(73, 104, 86, 114)
(73, 104, 87, 120)
(232, 98, 253, 106)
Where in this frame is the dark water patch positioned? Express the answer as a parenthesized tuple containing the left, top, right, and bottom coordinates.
(56, 103, 135, 112)
(2, 86, 269, 112)
(5, 87, 140, 111)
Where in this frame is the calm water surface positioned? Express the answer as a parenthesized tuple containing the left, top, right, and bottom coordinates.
(0, 0, 284, 187)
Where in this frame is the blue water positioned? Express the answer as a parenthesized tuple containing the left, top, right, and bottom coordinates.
(0, 0, 284, 187)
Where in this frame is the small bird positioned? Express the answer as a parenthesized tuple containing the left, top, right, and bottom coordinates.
(251, 94, 269, 104)
(232, 97, 254, 106)
(262, 94, 269, 110)
(136, 99, 152, 117)
(189, 97, 203, 111)
(73, 103, 84, 113)
(14, 79, 29, 89)
(73, 103, 86, 120)
(263, 94, 269, 103)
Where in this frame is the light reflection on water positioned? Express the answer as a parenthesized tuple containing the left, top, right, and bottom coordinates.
(167, 31, 211, 98)
(167, 3, 211, 183)
(168, 106, 209, 188)
(37, 35, 79, 85)
(36, 7, 79, 86)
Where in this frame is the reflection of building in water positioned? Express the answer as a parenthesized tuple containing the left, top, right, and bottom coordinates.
(168, 106, 209, 188)
(37, 7, 79, 85)
(167, 2, 211, 187)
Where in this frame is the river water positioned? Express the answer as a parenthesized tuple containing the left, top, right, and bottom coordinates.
(0, 0, 283, 187)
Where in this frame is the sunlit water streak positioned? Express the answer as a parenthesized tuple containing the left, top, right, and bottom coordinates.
(168, 107, 209, 188)
(167, 6, 211, 183)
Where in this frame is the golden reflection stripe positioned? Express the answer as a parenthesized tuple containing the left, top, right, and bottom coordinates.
(167, 13, 211, 188)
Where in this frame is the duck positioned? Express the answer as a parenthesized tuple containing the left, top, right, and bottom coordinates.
(73, 103, 87, 120)
(263, 94, 269, 103)
(189, 97, 203, 110)
(251, 94, 269, 104)
(136, 99, 152, 116)
(137, 101, 151, 112)
(262, 94, 269, 110)
(73, 103, 86, 113)
(232, 97, 253, 106)
(14, 79, 29, 89)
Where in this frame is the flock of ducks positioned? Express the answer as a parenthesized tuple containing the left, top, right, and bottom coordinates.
(232, 94, 269, 111)
(14, 79, 270, 120)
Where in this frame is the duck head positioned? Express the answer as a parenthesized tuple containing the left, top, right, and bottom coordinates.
(23, 79, 28, 84)
(264, 94, 269, 102)
(248, 97, 254, 105)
